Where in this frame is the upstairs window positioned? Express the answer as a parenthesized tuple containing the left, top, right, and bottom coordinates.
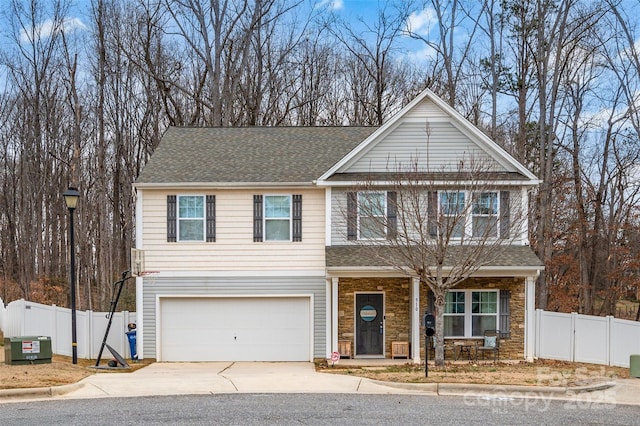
(440, 192, 466, 238)
(167, 195, 215, 242)
(265, 195, 291, 241)
(253, 194, 302, 242)
(347, 191, 396, 241)
(178, 195, 205, 241)
(472, 192, 498, 237)
(434, 191, 507, 239)
(358, 192, 387, 239)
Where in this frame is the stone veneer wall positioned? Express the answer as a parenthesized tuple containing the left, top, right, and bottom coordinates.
(338, 277, 416, 357)
(337, 276, 525, 360)
(338, 278, 427, 358)
(445, 277, 526, 360)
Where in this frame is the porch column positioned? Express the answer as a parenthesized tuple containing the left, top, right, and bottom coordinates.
(524, 275, 536, 361)
(411, 277, 421, 364)
(331, 277, 339, 356)
(134, 190, 144, 360)
(325, 278, 331, 357)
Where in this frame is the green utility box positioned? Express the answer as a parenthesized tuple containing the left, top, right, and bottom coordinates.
(4, 336, 52, 365)
(631, 354, 640, 378)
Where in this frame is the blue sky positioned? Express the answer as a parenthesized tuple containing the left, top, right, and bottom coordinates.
(4, 0, 438, 65)
(316, 0, 439, 63)
(11, 0, 640, 74)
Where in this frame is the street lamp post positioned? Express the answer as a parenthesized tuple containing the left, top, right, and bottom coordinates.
(63, 187, 80, 364)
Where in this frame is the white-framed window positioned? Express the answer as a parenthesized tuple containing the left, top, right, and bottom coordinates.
(439, 191, 466, 238)
(178, 195, 205, 241)
(443, 290, 466, 336)
(443, 290, 499, 337)
(438, 191, 504, 239)
(358, 191, 387, 239)
(264, 195, 291, 241)
(472, 192, 498, 237)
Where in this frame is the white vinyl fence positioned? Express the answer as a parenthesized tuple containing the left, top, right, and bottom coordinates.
(0, 297, 5, 333)
(1, 299, 136, 360)
(534, 309, 640, 368)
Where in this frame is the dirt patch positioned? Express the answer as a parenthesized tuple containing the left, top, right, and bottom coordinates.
(317, 359, 629, 387)
(0, 340, 154, 390)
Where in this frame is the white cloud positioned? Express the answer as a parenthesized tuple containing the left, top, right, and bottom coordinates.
(405, 44, 438, 64)
(405, 8, 436, 36)
(317, 0, 344, 11)
(20, 17, 86, 44)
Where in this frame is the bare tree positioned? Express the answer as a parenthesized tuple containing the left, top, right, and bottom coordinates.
(406, 0, 483, 108)
(327, 1, 413, 125)
(1, 0, 73, 297)
(346, 153, 528, 365)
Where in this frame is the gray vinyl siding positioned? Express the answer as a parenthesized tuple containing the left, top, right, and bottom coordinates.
(344, 121, 502, 173)
(404, 98, 450, 119)
(330, 188, 526, 246)
(331, 188, 350, 245)
(142, 276, 326, 359)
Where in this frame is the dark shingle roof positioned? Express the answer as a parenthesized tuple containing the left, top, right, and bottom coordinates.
(326, 245, 543, 269)
(137, 126, 378, 184)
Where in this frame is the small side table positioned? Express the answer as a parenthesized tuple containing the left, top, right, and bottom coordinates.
(454, 342, 475, 361)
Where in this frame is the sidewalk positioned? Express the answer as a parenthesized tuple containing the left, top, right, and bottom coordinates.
(1, 361, 638, 406)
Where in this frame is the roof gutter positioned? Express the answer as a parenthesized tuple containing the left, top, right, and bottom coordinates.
(314, 179, 542, 187)
(133, 181, 317, 190)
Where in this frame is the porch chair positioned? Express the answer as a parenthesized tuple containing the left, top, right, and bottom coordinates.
(476, 330, 500, 362)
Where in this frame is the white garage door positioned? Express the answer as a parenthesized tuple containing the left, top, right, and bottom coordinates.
(159, 297, 311, 361)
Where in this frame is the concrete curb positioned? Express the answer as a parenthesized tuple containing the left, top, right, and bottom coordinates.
(0, 382, 84, 399)
(437, 382, 566, 396)
(367, 379, 615, 397)
(566, 381, 617, 394)
(0, 376, 619, 401)
(367, 380, 438, 393)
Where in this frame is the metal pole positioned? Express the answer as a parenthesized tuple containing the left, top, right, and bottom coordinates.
(69, 207, 77, 365)
(425, 334, 429, 377)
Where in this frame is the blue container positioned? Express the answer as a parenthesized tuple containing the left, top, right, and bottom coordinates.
(125, 330, 137, 360)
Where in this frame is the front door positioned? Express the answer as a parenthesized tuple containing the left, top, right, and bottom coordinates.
(355, 293, 384, 356)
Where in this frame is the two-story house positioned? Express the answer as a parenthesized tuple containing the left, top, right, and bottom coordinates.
(133, 89, 543, 363)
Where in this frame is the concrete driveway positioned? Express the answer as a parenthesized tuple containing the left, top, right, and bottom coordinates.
(60, 362, 424, 399)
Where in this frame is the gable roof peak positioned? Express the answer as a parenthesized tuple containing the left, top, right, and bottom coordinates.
(318, 88, 540, 184)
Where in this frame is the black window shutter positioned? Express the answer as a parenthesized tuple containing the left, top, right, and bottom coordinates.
(428, 191, 438, 237)
(167, 195, 177, 242)
(206, 195, 216, 242)
(499, 290, 511, 338)
(292, 194, 302, 242)
(347, 192, 357, 240)
(387, 191, 397, 239)
(253, 195, 263, 242)
(500, 191, 510, 238)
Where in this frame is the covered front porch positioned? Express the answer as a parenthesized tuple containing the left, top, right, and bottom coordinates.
(325, 273, 538, 364)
